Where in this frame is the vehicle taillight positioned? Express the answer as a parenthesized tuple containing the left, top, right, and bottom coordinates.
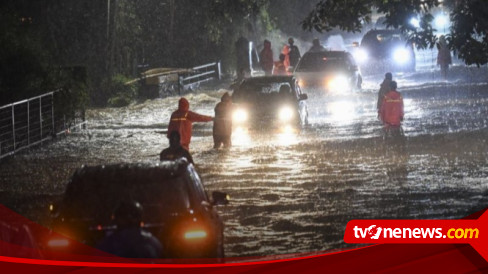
(47, 238, 69, 248)
(184, 230, 208, 240)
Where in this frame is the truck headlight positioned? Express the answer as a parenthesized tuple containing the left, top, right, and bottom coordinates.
(327, 75, 349, 92)
(279, 106, 294, 122)
(354, 48, 368, 63)
(233, 109, 248, 123)
(393, 48, 410, 64)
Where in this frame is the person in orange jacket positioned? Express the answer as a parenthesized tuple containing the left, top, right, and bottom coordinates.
(380, 81, 404, 130)
(273, 54, 287, 75)
(213, 92, 233, 149)
(167, 97, 213, 151)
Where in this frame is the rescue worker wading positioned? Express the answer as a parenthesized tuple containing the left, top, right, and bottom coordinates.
(380, 81, 404, 130)
(167, 98, 213, 151)
(213, 92, 233, 149)
(377, 72, 393, 114)
(160, 131, 194, 164)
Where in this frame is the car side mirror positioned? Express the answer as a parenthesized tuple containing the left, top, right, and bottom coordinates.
(211, 191, 230, 206)
(299, 94, 308, 101)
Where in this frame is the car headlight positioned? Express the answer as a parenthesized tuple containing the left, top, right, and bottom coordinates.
(297, 79, 305, 87)
(327, 75, 349, 92)
(393, 48, 410, 64)
(233, 109, 248, 123)
(353, 48, 368, 63)
(278, 106, 294, 122)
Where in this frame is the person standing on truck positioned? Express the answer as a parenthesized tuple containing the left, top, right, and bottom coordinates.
(288, 37, 301, 68)
(273, 54, 288, 75)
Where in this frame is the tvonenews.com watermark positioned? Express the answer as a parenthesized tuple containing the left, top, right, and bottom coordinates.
(352, 225, 479, 240)
(343, 214, 488, 261)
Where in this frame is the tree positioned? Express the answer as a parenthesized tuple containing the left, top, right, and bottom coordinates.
(302, 0, 488, 66)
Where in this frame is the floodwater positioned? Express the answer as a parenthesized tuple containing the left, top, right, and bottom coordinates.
(0, 64, 487, 258)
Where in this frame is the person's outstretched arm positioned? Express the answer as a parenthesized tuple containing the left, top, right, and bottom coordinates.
(188, 111, 213, 122)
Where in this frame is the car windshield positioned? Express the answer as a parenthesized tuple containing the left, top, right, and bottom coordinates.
(362, 31, 405, 47)
(234, 81, 293, 102)
(376, 33, 403, 43)
(295, 53, 347, 72)
(62, 172, 191, 224)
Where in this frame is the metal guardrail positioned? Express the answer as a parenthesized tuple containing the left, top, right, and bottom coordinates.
(0, 91, 85, 160)
(181, 61, 221, 88)
(137, 61, 222, 98)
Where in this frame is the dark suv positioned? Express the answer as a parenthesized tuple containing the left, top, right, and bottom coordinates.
(47, 159, 229, 259)
(294, 51, 362, 92)
(232, 75, 309, 129)
(354, 29, 416, 74)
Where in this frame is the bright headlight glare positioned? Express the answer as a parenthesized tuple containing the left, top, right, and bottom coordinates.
(279, 106, 294, 122)
(354, 48, 368, 63)
(233, 109, 248, 123)
(393, 48, 410, 64)
(327, 75, 349, 91)
(298, 79, 304, 87)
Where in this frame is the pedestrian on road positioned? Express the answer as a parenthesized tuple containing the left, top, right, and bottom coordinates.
(437, 35, 452, 80)
(160, 131, 194, 164)
(167, 97, 213, 151)
(213, 92, 233, 149)
(380, 81, 404, 135)
(377, 72, 393, 114)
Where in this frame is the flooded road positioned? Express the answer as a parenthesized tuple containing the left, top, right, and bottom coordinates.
(1, 67, 488, 257)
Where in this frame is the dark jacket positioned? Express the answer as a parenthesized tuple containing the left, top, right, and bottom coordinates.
(289, 44, 301, 67)
(259, 40, 274, 73)
(213, 93, 233, 137)
(377, 79, 392, 111)
(167, 98, 213, 151)
(160, 146, 194, 164)
(97, 227, 162, 258)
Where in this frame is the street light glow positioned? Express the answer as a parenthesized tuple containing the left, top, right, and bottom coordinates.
(434, 14, 449, 29)
(410, 17, 420, 28)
